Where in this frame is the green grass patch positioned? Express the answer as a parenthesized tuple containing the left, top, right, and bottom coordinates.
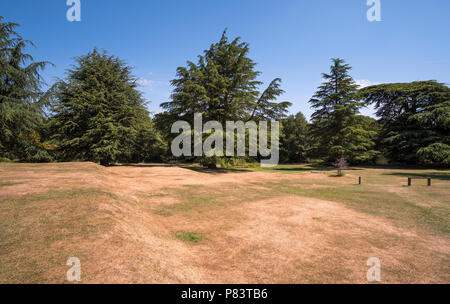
(141, 193, 168, 199)
(175, 231, 205, 243)
(239, 163, 330, 174)
(0, 182, 22, 187)
(152, 209, 173, 217)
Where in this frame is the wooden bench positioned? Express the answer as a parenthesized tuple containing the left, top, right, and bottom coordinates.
(408, 177, 432, 186)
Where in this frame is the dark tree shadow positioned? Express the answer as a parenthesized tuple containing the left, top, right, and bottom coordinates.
(383, 172, 450, 181)
(114, 163, 252, 174)
(115, 163, 176, 168)
(180, 166, 249, 175)
(272, 167, 332, 172)
(356, 164, 450, 171)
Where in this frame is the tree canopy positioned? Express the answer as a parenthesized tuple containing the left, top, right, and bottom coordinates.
(0, 16, 52, 162)
(158, 30, 291, 166)
(309, 58, 378, 163)
(279, 112, 310, 163)
(49, 49, 163, 165)
(360, 81, 450, 165)
(160, 30, 291, 125)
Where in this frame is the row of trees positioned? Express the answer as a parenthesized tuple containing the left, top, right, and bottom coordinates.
(280, 61, 450, 166)
(0, 17, 165, 165)
(1, 17, 449, 167)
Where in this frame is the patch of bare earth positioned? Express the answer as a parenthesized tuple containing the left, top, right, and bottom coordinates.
(0, 163, 448, 283)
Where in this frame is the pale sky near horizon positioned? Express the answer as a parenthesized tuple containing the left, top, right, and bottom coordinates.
(1, 0, 449, 120)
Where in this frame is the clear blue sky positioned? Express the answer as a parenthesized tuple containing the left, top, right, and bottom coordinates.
(1, 0, 449, 119)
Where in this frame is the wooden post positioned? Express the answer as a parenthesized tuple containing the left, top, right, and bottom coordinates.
(359, 176, 362, 185)
(408, 178, 412, 186)
(428, 178, 432, 187)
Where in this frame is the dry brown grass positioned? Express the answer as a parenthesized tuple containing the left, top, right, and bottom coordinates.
(0, 162, 448, 283)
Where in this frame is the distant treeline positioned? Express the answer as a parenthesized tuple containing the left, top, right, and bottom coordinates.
(1, 17, 449, 167)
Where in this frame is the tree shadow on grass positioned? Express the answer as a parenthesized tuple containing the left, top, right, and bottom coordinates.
(270, 167, 330, 173)
(180, 166, 249, 175)
(270, 167, 368, 173)
(383, 172, 450, 181)
(357, 164, 450, 170)
(116, 163, 177, 168)
(116, 163, 253, 174)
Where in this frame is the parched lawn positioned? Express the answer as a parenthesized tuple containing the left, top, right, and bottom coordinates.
(0, 162, 449, 283)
